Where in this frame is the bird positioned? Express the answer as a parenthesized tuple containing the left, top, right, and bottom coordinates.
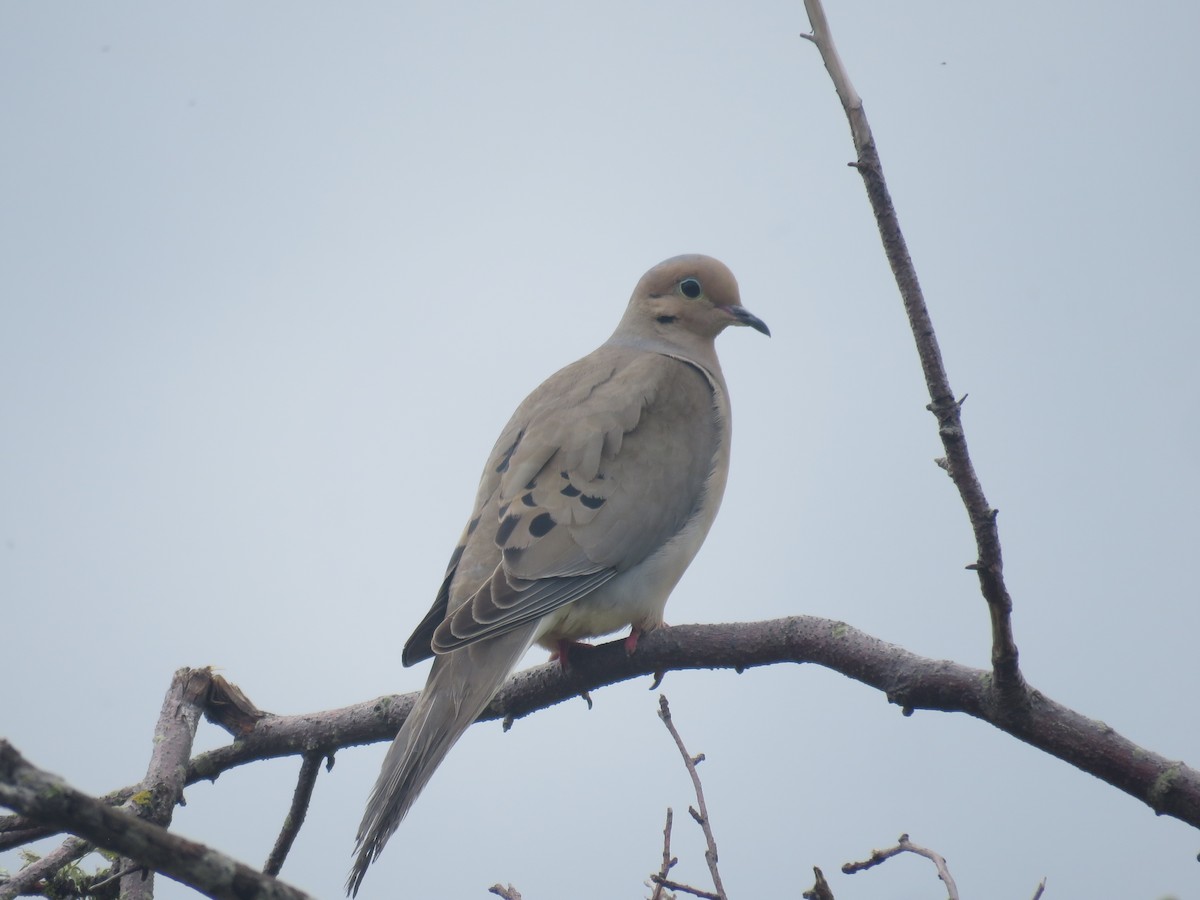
(348, 253, 768, 895)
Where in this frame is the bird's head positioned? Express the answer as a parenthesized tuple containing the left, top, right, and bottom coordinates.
(624, 254, 770, 344)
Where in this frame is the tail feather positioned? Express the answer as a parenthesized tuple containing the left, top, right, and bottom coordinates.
(347, 627, 535, 896)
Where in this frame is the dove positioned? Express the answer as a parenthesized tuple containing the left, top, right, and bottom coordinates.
(348, 253, 768, 895)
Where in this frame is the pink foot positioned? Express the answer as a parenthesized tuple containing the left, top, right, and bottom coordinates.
(625, 622, 667, 655)
(624, 627, 643, 655)
(550, 639, 592, 670)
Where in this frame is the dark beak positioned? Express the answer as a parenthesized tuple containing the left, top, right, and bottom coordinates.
(723, 305, 771, 337)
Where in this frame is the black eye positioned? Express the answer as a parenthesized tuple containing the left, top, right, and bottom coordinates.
(679, 278, 702, 299)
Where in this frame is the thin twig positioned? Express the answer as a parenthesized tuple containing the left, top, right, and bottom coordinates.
(1031, 876, 1047, 900)
(84, 861, 128, 894)
(647, 876, 720, 900)
(0, 741, 315, 900)
(649, 808, 676, 900)
(843, 833, 959, 900)
(801, 0, 1025, 706)
(656, 696, 727, 900)
(263, 751, 325, 876)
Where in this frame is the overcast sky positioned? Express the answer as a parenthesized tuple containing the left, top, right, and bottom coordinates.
(3, 2, 1198, 899)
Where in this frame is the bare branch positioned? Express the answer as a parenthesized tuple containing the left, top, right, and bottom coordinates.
(657, 696, 726, 900)
(843, 833, 960, 899)
(120, 666, 209, 899)
(263, 752, 325, 877)
(0, 741, 315, 900)
(801, 0, 1024, 703)
(800, 1, 867, 149)
(648, 808, 676, 900)
(1031, 876, 1047, 900)
(2, 619, 1197, 859)
(2, 670, 209, 898)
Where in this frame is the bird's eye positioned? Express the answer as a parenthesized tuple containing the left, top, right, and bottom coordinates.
(679, 278, 702, 299)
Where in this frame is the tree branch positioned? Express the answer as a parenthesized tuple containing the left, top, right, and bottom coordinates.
(0, 741, 314, 900)
(801, 0, 1023, 703)
(0, 835, 97, 900)
(120, 666, 209, 899)
(0, 669, 209, 900)
(656, 696, 727, 900)
(648, 808, 676, 900)
(263, 752, 325, 878)
(843, 833, 960, 900)
(4, 618, 1196, 869)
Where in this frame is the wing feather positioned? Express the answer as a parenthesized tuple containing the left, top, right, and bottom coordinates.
(408, 347, 720, 658)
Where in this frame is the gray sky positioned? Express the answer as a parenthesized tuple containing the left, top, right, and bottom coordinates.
(3, 2, 1198, 898)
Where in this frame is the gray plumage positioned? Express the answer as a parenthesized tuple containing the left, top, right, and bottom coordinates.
(348, 254, 768, 895)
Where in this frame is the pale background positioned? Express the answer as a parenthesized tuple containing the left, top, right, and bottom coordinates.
(2, 2, 1198, 898)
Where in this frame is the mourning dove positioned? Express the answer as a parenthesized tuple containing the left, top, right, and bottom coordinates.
(348, 254, 768, 895)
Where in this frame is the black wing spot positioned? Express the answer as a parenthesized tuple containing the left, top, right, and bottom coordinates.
(502, 546, 524, 563)
(521, 492, 537, 507)
(529, 512, 556, 537)
(466, 516, 481, 536)
(580, 494, 606, 510)
(496, 514, 520, 545)
(495, 434, 522, 474)
(560, 484, 581, 497)
(524, 479, 538, 490)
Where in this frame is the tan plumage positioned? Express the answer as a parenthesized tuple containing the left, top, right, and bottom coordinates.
(348, 254, 768, 895)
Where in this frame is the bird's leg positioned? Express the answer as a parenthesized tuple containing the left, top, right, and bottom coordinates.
(624, 627, 643, 654)
(552, 624, 662, 668)
(626, 621, 667, 655)
(549, 639, 592, 670)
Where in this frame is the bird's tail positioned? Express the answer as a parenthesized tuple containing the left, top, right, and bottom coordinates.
(347, 627, 535, 896)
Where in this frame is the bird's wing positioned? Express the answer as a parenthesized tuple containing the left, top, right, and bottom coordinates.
(403, 345, 722, 662)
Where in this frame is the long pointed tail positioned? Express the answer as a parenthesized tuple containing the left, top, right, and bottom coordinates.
(347, 627, 534, 896)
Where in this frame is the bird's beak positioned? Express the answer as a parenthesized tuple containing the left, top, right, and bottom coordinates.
(723, 305, 771, 337)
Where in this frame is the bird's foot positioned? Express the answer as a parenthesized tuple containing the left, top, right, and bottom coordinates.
(624, 627, 643, 655)
(625, 622, 665, 655)
(550, 639, 593, 671)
